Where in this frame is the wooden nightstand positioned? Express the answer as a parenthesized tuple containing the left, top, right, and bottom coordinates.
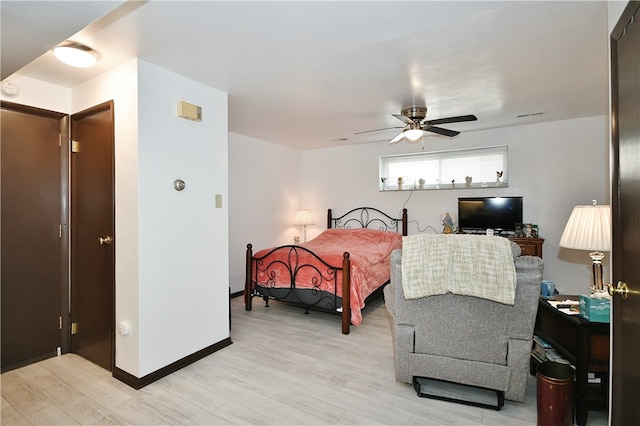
(509, 237, 544, 258)
(532, 296, 609, 426)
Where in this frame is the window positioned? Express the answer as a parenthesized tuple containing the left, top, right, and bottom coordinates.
(380, 146, 508, 190)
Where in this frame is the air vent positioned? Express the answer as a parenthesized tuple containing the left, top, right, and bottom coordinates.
(516, 111, 545, 118)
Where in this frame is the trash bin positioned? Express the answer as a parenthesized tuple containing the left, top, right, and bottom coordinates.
(537, 361, 575, 426)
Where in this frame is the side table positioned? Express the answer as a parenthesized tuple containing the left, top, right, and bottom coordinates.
(532, 296, 609, 426)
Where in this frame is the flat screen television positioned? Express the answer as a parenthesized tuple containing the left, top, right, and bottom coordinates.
(458, 196, 523, 232)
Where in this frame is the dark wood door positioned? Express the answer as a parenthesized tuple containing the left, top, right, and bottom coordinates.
(1, 102, 69, 371)
(70, 101, 115, 371)
(610, 2, 640, 423)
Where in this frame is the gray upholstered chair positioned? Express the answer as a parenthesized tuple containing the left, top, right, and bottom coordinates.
(384, 243, 543, 403)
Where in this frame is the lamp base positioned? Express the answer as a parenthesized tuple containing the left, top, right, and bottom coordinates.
(590, 251, 605, 292)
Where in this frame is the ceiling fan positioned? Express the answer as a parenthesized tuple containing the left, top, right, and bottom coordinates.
(356, 106, 477, 144)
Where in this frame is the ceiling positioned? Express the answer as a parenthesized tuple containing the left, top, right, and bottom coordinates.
(1, 1, 609, 151)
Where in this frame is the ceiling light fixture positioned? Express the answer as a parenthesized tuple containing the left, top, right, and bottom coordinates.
(53, 42, 98, 68)
(404, 126, 424, 142)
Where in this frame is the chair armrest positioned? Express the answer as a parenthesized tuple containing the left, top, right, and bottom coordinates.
(383, 284, 396, 317)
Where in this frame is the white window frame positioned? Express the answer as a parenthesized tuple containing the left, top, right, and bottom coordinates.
(379, 145, 508, 191)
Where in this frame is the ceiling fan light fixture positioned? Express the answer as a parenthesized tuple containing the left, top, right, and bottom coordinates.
(404, 128, 424, 142)
(53, 42, 98, 68)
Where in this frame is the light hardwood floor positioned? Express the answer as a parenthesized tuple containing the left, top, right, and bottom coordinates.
(2, 296, 608, 425)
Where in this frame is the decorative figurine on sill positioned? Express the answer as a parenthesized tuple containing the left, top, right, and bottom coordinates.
(496, 170, 503, 185)
(397, 177, 403, 190)
(442, 212, 456, 234)
(451, 179, 456, 187)
(418, 178, 425, 189)
(465, 176, 473, 187)
(381, 177, 387, 190)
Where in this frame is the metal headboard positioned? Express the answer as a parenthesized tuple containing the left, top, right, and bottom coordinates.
(327, 207, 408, 236)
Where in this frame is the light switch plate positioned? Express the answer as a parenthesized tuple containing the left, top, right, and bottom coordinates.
(215, 194, 222, 208)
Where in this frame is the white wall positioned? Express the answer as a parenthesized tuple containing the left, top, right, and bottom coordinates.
(72, 59, 230, 377)
(136, 61, 229, 376)
(299, 116, 610, 296)
(0, 75, 70, 111)
(228, 133, 301, 293)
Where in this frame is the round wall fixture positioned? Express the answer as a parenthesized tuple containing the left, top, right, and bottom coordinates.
(173, 179, 186, 191)
(1, 80, 19, 97)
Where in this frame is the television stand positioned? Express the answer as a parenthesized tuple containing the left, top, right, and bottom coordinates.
(457, 231, 544, 259)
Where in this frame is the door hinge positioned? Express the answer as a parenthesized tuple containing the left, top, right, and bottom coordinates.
(59, 134, 62, 147)
(71, 322, 78, 335)
(71, 140, 80, 153)
(59, 224, 62, 238)
(59, 315, 63, 330)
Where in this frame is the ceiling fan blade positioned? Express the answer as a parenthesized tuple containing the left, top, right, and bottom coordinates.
(426, 126, 460, 137)
(391, 114, 414, 125)
(389, 131, 405, 144)
(354, 126, 404, 135)
(426, 114, 478, 126)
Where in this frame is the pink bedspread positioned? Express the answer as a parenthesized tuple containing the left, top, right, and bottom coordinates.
(252, 228, 402, 326)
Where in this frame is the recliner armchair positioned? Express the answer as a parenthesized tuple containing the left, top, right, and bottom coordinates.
(384, 244, 543, 403)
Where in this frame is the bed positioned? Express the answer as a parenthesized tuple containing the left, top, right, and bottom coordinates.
(244, 207, 408, 334)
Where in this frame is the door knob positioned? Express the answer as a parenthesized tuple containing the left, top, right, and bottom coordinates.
(98, 235, 113, 245)
(608, 281, 629, 299)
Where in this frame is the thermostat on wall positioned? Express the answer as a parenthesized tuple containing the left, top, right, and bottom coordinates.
(177, 101, 202, 121)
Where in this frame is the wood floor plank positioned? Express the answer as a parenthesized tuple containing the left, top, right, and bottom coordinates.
(23, 404, 80, 425)
(202, 357, 347, 424)
(210, 376, 334, 425)
(1, 372, 54, 417)
(1, 396, 30, 425)
(17, 373, 102, 422)
(211, 399, 284, 425)
(67, 406, 130, 426)
(106, 397, 181, 425)
(135, 384, 230, 425)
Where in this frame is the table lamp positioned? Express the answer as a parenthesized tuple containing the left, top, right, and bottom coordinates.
(295, 209, 314, 243)
(559, 200, 611, 292)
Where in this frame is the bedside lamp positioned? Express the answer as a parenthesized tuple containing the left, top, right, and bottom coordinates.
(295, 209, 314, 243)
(559, 200, 611, 292)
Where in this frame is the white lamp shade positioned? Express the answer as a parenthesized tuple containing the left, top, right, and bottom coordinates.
(294, 209, 314, 226)
(559, 203, 611, 251)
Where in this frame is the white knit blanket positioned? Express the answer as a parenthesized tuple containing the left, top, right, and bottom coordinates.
(401, 234, 516, 305)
